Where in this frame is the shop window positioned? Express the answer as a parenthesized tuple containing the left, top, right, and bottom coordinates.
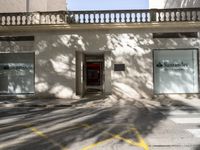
(0, 53, 34, 94)
(153, 49, 199, 94)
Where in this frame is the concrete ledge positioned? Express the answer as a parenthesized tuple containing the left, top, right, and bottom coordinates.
(0, 22, 200, 33)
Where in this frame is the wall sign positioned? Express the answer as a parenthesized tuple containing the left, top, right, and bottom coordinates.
(153, 49, 199, 94)
(114, 64, 125, 71)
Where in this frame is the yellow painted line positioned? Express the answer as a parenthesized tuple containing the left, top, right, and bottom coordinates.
(108, 130, 149, 150)
(132, 128, 149, 150)
(82, 124, 149, 150)
(81, 137, 115, 150)
(24, 124, 69, 150)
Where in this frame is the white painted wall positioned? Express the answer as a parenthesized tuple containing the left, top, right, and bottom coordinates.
(0, 0, 66, 13)
(149, 0, 200, 9)
(0, 28, 199, 99)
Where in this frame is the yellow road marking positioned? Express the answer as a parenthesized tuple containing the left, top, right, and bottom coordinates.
(24, 123, 149, 150)
(132, 128, 149, 150)
(24, 124, 69, 150)
(82, 124, 149, 150)
(81, 137, 114, 150)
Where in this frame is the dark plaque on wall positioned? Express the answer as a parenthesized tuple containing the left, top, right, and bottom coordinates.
(114, 64, 125, 71)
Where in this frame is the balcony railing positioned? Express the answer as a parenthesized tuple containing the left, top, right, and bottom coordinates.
(0, 8, 200, 26)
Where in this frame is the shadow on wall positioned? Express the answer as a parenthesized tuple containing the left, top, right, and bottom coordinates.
(0, 29, 199, 99)
(34, 30, 155, 99)
(165, 0, 200, 8)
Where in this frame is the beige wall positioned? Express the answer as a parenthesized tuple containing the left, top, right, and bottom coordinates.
(29, 0, 66, 12)
(149, 0, 200, 8)
(0, 28, 199, 99)
(47, 0, 66, 11)
(0, 0, 27, 12)
(0, 0, 66, 13)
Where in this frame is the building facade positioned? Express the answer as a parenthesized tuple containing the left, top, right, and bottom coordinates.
(149, 0, 200, 9)
(0, 0, 200, 99)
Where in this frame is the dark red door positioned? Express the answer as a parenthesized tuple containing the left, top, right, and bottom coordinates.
(86, 62, 101, 86)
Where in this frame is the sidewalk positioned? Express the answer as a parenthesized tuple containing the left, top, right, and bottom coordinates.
(0, 95, 110, 108)
(0, 98, 79, 108)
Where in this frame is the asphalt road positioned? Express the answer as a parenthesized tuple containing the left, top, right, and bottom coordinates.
(0, 100, 200, 150)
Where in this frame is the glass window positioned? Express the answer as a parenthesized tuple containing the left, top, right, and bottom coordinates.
(0, 53, 34, 94)
(153, 49, 199, 94)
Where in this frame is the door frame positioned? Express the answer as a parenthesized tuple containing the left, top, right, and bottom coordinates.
(83, 54, 105, 95)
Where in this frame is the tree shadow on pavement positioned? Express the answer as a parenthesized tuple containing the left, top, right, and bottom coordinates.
(195, 145, 200, 150)
(0, 97, 199, 150)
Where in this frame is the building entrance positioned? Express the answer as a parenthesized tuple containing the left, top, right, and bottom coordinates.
(84, 55, 104, 94)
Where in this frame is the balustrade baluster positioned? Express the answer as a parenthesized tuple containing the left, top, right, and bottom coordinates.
(114, 13, 117, 23)
(158, 12, 161, 22)
(168, 11, 171, 21)
(179, 11, 182, 21)
(183, 11, 186, 21)
(129, 12, 132, 23)
(78, 13, 80, 23)
(83, 13, 86, 23)
(7, 15, 11, 25)
(109, 13, 112, 23)
(19, 15, 23, 25)
(134, 13, 137, 22)
(56, 12, 59, 23)
(15, 15, 18, 25)
(145, 12, 148, 22)
(10, 16, 13, 25)
(30, 14, 34, 24)
(104, 13, 106, 23)
(174, 11, 177, 21)
(176, 11, 179, 21)
(0, 15, 2, 25)
(14, 16, 17, 25)
(171, 11, 174, 21)
(50, 14, 53, 24)
(42, 14, 45, 24)
(140, 12, 143, 22)
(88, 13, 91, 23)
(124, 13, 127, 23)
(98, 13, 101, 23)
(49, 14, 52, 24)
(93, 12, 96, 23)
(178, 11, 181, 21)
(190, 10, 192, 21)
(4, 16, 7, 25)
(197, 11, 200, 21)
(186, 11, 189, 21)
(194, 11, 197, 21)
(119, 13, 122, 22)
(25, 14, 28, 25)
(184, 11, 187, 21)
(163, 11, 166, 21)
(55, 14, 58, 24)
(9, 15, 12, 25)
(185, 11, 188, 21)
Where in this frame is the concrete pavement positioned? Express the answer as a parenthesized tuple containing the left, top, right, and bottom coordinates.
(1, 96, 200, 149)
